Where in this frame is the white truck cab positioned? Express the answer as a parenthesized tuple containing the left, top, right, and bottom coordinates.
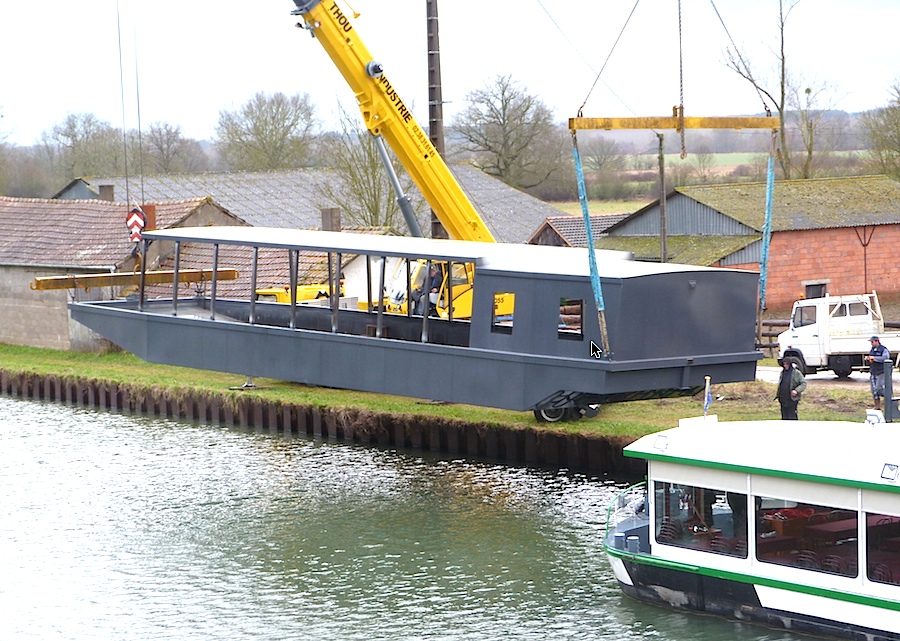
(777, 292, 900, 377)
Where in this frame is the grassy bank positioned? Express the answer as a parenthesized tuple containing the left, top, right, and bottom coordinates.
(0, 344, 871, 440)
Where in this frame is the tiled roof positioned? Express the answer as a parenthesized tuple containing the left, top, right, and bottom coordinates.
(60, 165, 564, 244)
(677, 175, 900, 231)
(0, 197, 226, 267)
(530, 213, 631, 246)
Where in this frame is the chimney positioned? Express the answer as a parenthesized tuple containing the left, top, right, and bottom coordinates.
(321, 207, 341, 232)
(99, 184, 114, 201)
(142, 204, 157, 231)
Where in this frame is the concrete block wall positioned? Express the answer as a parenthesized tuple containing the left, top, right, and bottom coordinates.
(0, 266, 112, 351)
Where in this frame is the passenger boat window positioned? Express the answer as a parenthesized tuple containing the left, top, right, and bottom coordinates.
(755, 498, 858, 577)
(558, 298, 583, 340)
(653, 482, 748, 558)
(491, 292, 515, 334)
(866, 513, 900, 586)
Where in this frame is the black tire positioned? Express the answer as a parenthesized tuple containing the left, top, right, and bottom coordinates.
(533, 407, 567, 423)
(833, 368, 852, 379)
(581, 404, 601, 418)
(565, 407, 583, 421)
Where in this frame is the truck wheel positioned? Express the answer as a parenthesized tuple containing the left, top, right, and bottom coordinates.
(534, 408, 567, 423)
(833, 368, 852, 379)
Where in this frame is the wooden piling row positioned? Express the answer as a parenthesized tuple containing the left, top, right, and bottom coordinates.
(0, 369, 643, 477)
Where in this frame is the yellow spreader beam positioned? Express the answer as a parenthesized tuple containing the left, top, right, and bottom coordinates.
(569, 115, 779, 131)
(31, 269, 239, 291)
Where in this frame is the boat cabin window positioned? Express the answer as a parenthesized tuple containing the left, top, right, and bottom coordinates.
(491, 292, 515, 334)
(653, 481, 748, 558)
(558, 298, 583, 340)
(866, 513, 900, 585)
(755, 498, 858, 577)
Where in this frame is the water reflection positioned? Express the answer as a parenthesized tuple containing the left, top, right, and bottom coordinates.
(0, 396, 815, 640)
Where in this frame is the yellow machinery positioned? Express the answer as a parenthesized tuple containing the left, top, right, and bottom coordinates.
(255, 283, 343, 304)
(290, 1, 513, 320)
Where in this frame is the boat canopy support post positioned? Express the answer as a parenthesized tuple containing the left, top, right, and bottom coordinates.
(420, 259, 432, 343)
(209, 244, 219, 320)
(139, 237, 148, 312)
(289, 249, 298, 330)
(330, 252, 341, 333)
(172, 241, 181, 317)
(376, 254, 386, 337)
(249, 247, 259, 325)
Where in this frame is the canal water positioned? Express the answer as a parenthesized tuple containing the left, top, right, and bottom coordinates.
(0, 396, 815, 641)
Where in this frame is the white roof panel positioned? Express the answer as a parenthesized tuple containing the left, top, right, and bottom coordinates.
(626, 415, 900, 490)
(145, 227, 744, 279)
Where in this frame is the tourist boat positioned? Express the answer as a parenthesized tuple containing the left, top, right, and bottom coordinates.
(606, 415, 900, 640)
(67, 226, 760, 421)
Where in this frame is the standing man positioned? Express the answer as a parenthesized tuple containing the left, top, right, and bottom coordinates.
(867, 335, 891, 410)
(776, 358, 807, 420)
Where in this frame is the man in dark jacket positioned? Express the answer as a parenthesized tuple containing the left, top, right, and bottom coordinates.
(776, 358, 807, 420)
(867, 335, 891, 410)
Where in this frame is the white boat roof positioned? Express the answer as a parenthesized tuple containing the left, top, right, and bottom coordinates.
(144, 227, 748, 279)
(626, 415, 900, 492)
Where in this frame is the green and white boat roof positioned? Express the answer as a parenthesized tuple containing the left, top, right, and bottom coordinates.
(625, 415, 900, 493)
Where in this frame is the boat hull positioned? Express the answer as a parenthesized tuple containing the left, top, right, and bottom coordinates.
(69, 297, 758, 412)
(609, 552, 900, 641)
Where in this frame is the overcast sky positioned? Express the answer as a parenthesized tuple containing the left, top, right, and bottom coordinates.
(1, 0, 898, 147)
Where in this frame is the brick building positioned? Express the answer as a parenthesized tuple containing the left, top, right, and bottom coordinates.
(595, 175, 900, 311)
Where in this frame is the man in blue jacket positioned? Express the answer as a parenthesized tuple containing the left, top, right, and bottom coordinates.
(867, 335, 891, 411)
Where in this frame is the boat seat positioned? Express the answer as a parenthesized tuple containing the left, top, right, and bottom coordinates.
(657, 521, 680, 543)
(796, 550, 821, 569)
(870, 562, 894, 583)
(821, 555, 848, 574)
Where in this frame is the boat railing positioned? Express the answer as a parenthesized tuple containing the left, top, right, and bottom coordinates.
(606, 481, 648, 537)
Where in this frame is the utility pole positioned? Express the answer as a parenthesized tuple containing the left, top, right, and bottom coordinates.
(426, 0, 448, 238)
(658, 133, 668, 263)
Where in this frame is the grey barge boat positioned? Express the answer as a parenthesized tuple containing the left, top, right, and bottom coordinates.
(68, 226, 761, 420)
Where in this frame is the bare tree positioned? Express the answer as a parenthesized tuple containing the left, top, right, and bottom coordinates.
(581, 134, 623, 172)
(39, 113, 124, 181)
(787, 83, 841, 179)
(863, 82, 900, 180)
(725, 0, 798, 178)
(141, 122, 208, 173)
(215, 91, 318, 171)
(691, 146, 716, 183)
(317, 106, 424, 234)
(451, 75, 565, 190)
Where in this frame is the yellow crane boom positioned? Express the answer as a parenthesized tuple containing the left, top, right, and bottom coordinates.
(291, 0, 495, 242)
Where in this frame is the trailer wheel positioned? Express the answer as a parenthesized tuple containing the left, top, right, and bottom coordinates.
(533, 408, 567, 423)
